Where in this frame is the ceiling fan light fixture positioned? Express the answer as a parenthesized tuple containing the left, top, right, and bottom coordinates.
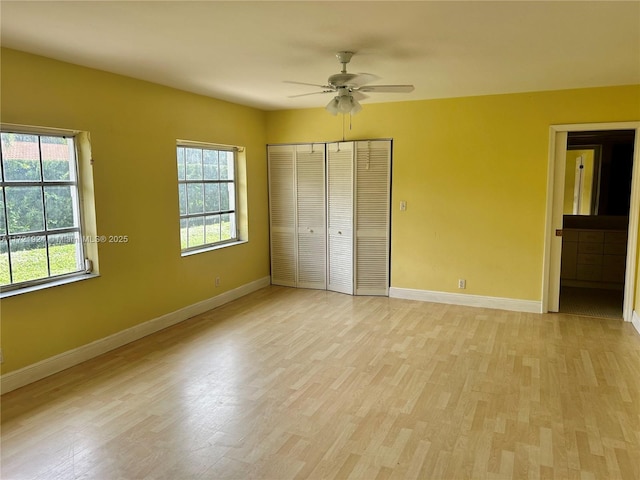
(326, 97, 340, 115)
(350, 98, 362, 115)
(337, 95, 353, 114)
(326, 94, 362, 116)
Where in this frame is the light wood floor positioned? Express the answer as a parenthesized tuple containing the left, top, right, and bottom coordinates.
(2, 286, 640, 480)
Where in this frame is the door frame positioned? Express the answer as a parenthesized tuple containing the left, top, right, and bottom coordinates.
(542, 121, 640, 321)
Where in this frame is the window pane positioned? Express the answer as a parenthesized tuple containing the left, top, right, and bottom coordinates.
(45, 186, 75, 230)
(177, 147, 185, 181)
(0, 188, 5, 235)
(178, 184, 187, 216)
(203, 150, 218, 180)
(220, 184, 228, 211)
(221, 213, 235, 241)
(204, 183, 220, 213)
(1, 133, 42, 182)
(0, 238, 9, 285)
(10, 235, 48, 283)
(205, 215, 220, 244)
(49, 232, 81, 276)
(187, 183, 203, 214)
(180, 218, 188, 250)
(42, 136, 73, 181)
(226, 183, 236, 211)
(229, 213, 237, 239)
(185, 148, 202, 180)
(219, 151, 234, 180)
(187, 217, 205, 248)
(5, 186, 44, 234)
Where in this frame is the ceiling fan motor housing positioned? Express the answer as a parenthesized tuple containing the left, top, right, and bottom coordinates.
(328, 73, 360, 88)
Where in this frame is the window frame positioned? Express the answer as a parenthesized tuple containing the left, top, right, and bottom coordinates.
(0, 125, 94, 295)
(176, 140, 241, 255)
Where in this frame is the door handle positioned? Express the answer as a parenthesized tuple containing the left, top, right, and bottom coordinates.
(555, 229, 563, 237)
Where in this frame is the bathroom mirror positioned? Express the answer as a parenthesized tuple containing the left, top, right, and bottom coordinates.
(563, 146, 601, 215)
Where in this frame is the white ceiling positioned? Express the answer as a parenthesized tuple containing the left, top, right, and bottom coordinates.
(2, 1, 639, 111)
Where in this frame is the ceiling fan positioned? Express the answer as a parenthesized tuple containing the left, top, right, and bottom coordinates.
(286, 51, 415, 115)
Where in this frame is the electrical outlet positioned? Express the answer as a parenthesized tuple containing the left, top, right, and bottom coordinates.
(215, 276, 221, 287)
(400, 200, 407, 211)
(458, 279, 466, 289)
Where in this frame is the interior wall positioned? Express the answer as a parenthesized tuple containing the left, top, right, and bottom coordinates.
(0, 48, 270, 374)
(266, 84, 640, 307)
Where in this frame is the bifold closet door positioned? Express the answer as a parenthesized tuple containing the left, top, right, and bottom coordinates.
(268, 145, 296, 287)
(268, 144, 326, 289)
(295, 144, 326, 289)
(327, 142, 354, 294)
(355, 140, 391, 296)
(270, 140, 390, 296)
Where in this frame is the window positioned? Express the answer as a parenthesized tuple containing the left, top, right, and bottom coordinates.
(1, 129, 89, 291)
(177, 142, 239, 253)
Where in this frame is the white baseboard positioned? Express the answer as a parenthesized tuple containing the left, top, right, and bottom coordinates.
(0, 276, 271, 395)
(389, 287, 542, 314)
(632, 310, 640, 336)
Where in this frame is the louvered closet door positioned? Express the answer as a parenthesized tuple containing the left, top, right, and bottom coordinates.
(295, 144, 327, 289)
(268, 145, 297, 287)
(355, 140, 391, 296)
(327, 142, 354, 295)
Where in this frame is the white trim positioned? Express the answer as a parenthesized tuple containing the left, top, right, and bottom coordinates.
(632, 310, 640, 336)
(624, 132, 640, 321)
(389, 287, 542, 314)
(542, 121, 640, 322)
(0, 276, 271, 394)
(1, 122, 80, 136)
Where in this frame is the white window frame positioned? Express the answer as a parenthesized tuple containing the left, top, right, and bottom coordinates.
(177, 140, 241, 255)
(0, 125, 95, 295)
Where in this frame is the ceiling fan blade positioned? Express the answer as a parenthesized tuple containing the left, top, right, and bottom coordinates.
(349, 73, 380, 87)
(351, 91, 369, 101)
(288, 90, 334, 98)
(358, 85, 415, 93)
(284, 80, 332, 89)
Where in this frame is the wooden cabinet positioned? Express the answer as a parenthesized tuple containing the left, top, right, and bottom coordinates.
(561, 228, 627, 287)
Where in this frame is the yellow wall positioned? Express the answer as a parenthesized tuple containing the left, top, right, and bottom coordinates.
(267, 85, 640, 303)
(0, 49, 270, 374)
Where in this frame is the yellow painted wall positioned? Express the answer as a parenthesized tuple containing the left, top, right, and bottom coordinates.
(0, 49, 270, 374)
(267, 85, 640, 304)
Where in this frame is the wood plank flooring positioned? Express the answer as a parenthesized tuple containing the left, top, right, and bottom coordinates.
(2, 286, 640, 479)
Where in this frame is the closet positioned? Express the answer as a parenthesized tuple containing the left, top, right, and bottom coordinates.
(267, 139, 391, 296)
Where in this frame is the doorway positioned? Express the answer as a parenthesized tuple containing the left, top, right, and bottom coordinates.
(559, 130, 634, 318)
(543, 122, 640, 322)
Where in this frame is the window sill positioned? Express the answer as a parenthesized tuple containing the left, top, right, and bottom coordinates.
(181, 239, 247, 257)
(0, 273, 100, 299)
